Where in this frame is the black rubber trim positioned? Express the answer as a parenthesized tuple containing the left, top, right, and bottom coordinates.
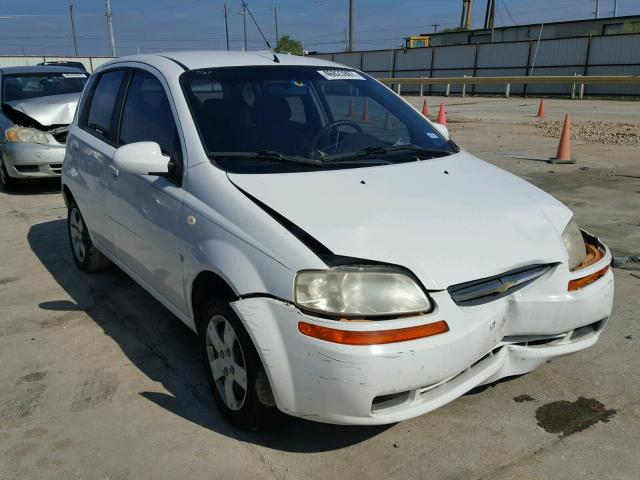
(159, 55, 189, 71)
(237, 292, 292, 304)
(232, 183, 334, 258)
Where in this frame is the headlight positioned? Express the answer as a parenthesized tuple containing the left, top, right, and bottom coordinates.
(5, 127, 49, 144)
(294, 265, 431, 317)
(562, 218, 587, 270)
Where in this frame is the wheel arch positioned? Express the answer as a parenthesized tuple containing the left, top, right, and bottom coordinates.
(191, 269, 238, 334)
(62, 183, 75, 208)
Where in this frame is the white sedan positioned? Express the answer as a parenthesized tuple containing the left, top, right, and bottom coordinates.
(61, 51, 614, 429)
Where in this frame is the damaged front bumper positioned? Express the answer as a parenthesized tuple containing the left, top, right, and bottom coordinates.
(231, 241, 614, 426)
(1, 141, 66, 178)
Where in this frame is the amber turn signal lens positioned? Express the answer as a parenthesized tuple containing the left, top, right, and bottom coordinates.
(5, 130, 18, 142)
(298, 320, 449, 345)
(568, 265, 609, 292)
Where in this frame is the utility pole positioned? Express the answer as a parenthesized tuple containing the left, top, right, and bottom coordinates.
(223, 3, 230, 50)
(489, 0, 496, 42)
(273, 6, 279, 47)
(344, 26, 348, 51)
(241, 2, 248, 51)
(69, 2, 78, 56)
(348, 0, 354, 52)
(484, 0, 496, 29)
(432, 23, 440, 33)
(105, 0, 116, 56)
(613, 0, 618, 16)
(595, 0, 599, 19)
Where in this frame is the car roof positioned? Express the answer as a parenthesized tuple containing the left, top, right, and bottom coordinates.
(0, 65, 88, 75)
(99, 50, 342, 72)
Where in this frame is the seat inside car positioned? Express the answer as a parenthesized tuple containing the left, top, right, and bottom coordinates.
(248, 95, 307, 154)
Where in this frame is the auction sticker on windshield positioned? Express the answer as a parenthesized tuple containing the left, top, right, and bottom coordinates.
(62, 73, 88, 78)
(317, 70, 365, 81)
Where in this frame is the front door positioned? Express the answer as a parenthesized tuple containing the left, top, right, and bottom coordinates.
(104, 68, 188, 315)
(73, 69, 128, 256)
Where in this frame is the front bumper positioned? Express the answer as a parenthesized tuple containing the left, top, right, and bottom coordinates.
(1, 142, 66, 178)
(232, 242, 614, 425)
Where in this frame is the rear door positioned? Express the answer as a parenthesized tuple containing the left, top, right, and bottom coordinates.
(105, 68, 188, 314)
(71, 69, 128, 254)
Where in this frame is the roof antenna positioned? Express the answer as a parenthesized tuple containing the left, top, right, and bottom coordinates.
(241, 1, 280, 63)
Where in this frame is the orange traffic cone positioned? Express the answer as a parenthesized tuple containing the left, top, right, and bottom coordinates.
(421, 99, 429, 116)
(549, 114, 575, 164)
(437, 103, 447, 125)
(361, 98, 371, 123)
(537, 99, 545, 118)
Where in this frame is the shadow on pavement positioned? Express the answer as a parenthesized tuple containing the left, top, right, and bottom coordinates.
(28, 218, 390, 452)
(2, 177, 62, 195)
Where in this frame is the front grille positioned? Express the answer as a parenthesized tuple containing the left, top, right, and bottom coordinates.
(448, 264, 555, 306)
(14, 165, 39, 173)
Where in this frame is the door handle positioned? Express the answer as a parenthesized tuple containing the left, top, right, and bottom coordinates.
(109, 165, 119, 178)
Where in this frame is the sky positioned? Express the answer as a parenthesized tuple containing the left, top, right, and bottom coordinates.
(0, 0, 638, 56)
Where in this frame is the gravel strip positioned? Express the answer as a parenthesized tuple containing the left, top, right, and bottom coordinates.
(530, 120, 640, 146)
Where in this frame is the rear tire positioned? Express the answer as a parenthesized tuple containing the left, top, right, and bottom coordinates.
(0, 158, 18, 191)
(68, 202, 111, 272)
(199, 297, 279, 430)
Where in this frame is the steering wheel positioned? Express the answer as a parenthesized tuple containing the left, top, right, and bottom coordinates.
(308, 120, 363, 156)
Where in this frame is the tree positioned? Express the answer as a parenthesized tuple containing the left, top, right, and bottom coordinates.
(275, 35, 304, 55)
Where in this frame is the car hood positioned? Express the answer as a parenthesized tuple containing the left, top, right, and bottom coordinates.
(227, 151, 572, 290)
(4, 92, 80, 126)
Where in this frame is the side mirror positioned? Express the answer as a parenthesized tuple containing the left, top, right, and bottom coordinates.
(113, 142, 170, 176)
(431, 121, 450, 140)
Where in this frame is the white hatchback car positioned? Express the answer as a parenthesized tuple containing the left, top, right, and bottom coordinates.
(61, 51, 614, 429)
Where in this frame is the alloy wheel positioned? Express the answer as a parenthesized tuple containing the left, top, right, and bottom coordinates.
(69, 207, 86, 262)
(0, 161, 7, 186)
(206, 314, 248, 411)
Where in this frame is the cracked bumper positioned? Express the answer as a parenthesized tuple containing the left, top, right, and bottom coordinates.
(231, 250, 614, 425)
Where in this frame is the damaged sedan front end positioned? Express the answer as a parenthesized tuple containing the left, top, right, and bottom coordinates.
(61, 54, 614, 429)
(0, 66, 87, 189)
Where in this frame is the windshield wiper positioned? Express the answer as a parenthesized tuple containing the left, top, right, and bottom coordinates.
(323, 145, 453, 163)
(209, 150, 323, 167)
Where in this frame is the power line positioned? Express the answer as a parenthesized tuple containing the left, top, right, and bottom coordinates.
(500, 0, 518, 25)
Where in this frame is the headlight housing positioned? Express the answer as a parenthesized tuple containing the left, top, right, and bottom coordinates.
(562, 218, 587, 270)
(5, 126, 49, 145)
(294, 265, 431, 318)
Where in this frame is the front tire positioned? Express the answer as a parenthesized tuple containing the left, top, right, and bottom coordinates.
(199, 297, 278, 430)
(0, 158, 18, 191)
(67, 202, 111, 272)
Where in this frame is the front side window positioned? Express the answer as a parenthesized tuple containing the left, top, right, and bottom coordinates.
(118, 71, 178, 156)
(85, 70, 126, 139)
(2, 72, 88, 103)
(181, 66, 456, 173)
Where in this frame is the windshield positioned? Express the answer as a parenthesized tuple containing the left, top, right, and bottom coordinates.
(181, 66, 456, 173)
(2, 72, 88, 103)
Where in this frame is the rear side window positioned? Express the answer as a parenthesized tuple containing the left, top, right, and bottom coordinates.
(85, 70, 126, 140)
(118, 71, 178, 156)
